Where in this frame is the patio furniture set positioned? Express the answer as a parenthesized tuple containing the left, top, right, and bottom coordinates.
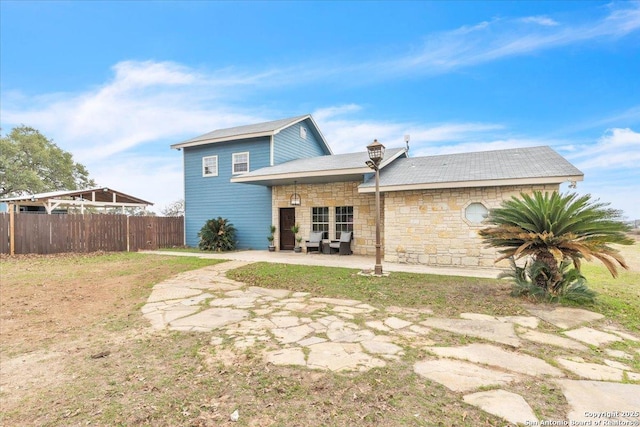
(305, 231, 353, 255)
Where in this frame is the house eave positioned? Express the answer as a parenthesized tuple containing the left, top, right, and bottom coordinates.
(171, 130, 275, 150)
(358, 175, 585, 193)
(230, 167, 372, 186)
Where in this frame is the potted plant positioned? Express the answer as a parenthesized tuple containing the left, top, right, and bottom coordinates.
(267, 225, 276, 252)
(291, 224, 302, 253)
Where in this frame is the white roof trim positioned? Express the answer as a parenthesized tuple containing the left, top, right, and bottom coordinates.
(231, 167, 371, 183)
(358, 175, 584, 193)
(171, 130, 276, 149)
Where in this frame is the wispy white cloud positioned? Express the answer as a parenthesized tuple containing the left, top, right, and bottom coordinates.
(520, 16, 560, 27)
(313, 105, 508, 154)
(568, 127, 640, 169)
(392, 2, 640, 74)
(1, 61, 267, 161)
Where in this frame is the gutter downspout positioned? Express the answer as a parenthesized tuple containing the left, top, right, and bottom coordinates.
(270, 135, 274, 166)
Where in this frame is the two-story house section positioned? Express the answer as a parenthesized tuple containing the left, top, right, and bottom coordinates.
(171, 115, 331, 249)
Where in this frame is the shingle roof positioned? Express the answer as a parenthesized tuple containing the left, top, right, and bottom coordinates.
(171, 114, 330, 150)
(359, 146, 583, 190)
(233, 148, 406, 179)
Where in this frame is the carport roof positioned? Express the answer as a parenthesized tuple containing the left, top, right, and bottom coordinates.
(1, 187, 153, 213)
(358, 146, 584, 193)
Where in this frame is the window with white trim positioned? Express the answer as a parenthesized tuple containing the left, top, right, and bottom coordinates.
(312, 207, 329, 234)
(202, 156, 218, 177)
(232, 152, 249, 174)
(300, 126, 307, 139)
(464, 202, 489, 224)
(335, 206, 354, 239)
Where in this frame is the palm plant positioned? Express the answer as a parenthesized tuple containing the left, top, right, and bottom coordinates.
(198, 217, 237, 252)
(479, 191, 633, 292)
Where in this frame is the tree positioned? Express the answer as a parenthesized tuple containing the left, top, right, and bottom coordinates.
(479, 191, 633, 294)
(0, 125, 95, 198)
(160, 199, 184, 217)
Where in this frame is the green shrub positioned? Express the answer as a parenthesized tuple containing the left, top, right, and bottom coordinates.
(503, 257, 597, 304)
(198, 217, 237, 252)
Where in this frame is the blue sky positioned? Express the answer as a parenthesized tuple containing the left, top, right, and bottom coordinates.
(1, 1, 639, 218)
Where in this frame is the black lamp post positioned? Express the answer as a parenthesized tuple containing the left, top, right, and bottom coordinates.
(366, 139, 385, 275)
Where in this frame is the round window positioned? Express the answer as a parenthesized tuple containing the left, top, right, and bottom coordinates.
(465, 202, 489, 224)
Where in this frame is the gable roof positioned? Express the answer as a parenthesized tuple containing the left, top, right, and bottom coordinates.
(358, 146, 583, 193)
(230, 148, 407, 186)
(171, 114, 332, 153)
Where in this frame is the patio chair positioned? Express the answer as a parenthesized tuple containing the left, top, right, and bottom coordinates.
(329, 231, 353, 255)
(305, 231, 324, 254)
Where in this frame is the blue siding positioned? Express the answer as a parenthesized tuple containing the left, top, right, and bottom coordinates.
(183, 137, 272, 249)
(273, 118, 328, 164)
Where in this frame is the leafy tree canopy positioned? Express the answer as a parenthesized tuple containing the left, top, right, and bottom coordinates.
(0, 125, 95, 198)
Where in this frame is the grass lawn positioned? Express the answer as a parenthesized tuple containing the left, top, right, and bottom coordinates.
(227, 244, 640, 332)
(0, 246, 637, 426)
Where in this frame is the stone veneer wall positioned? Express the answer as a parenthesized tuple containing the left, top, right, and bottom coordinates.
(272, 181, 382, 256)
(383, 184, 559, 267)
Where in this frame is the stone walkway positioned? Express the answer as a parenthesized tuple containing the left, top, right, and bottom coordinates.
(142, 261, 640, 426)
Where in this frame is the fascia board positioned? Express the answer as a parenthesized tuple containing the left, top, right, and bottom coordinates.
(273, 115, 310, 134)
(230, 167, 370, 183)
(358, 175, 585, 193)
(171, 131, 274, 149)
(306, 115, 333, 155)
(379, 148, 407, 169)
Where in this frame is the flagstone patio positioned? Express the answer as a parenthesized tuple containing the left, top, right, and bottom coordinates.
(142, 260, 640, 426)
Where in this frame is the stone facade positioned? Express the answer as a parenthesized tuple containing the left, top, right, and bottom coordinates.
(273, 181, 559, 267)
(272, 181, 382, 256)
(383, 184, 559, 267)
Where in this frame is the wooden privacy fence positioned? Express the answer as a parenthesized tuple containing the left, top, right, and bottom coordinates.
(0, 213, 184, 255)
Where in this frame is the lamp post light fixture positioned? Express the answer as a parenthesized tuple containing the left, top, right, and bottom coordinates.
(366, 139, 385, 276)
